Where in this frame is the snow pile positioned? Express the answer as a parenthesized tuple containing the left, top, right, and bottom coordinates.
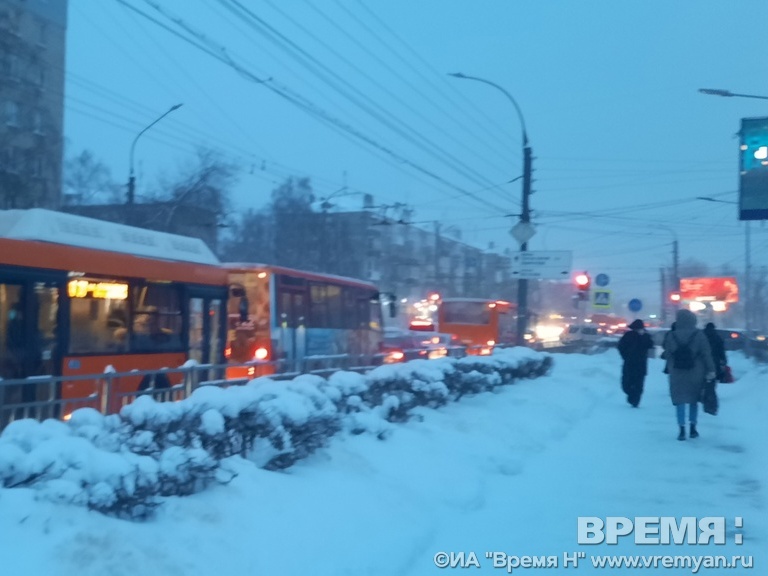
(0, 347, 552, 519)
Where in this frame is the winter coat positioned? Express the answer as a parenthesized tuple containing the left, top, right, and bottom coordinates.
(704, 329, 727, 378)
(663, 310, 715, 405)
(618, 329, 654, 376)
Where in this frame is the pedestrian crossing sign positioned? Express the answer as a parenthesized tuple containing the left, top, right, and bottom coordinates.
(593, 290, 611, 308)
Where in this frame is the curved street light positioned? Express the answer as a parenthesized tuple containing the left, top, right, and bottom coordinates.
(448, 72, 533, 346)
(697, 87, 765, 345)
(127, 104, 183, 205)
(699, 88, 768, 101)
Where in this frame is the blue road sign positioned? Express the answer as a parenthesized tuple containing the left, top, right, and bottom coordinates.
(595, 273, 610, 287)
(628, 298, 643, 312)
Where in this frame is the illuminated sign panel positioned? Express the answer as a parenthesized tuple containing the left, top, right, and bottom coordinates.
(679, 277, 739, 303)
(67, 280, 128, 300)
(739, 117, 768, 220)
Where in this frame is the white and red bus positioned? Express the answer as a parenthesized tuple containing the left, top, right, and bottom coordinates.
(224, 264, 385, 376)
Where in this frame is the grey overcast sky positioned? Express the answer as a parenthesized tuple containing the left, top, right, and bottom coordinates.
(64, 0, 768, 314)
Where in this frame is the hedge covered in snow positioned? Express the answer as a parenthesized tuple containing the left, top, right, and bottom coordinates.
(0, 347, 552, 520)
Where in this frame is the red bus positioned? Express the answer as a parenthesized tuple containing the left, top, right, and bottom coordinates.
(0, 209, 228, 416)
(436, 298, 517, 354)
(224, 264, 384, 377)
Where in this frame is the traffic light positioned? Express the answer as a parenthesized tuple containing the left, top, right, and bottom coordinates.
(574, 272, 591, 300)
(669, 291, 681, 303)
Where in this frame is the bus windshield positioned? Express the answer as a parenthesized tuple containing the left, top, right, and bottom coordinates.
(441, 301, 491, 325)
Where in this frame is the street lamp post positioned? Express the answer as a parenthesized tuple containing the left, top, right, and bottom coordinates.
(698, 87, 767, 349)
(127, 104, 183, 205)
(449, 72, 533, 346)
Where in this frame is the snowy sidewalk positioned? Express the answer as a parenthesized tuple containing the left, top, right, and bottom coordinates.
(0, 350, 765, 576)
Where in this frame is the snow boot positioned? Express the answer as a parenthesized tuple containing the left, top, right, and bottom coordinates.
(689, 424, 699, 439)
(677, 426, 686, 441)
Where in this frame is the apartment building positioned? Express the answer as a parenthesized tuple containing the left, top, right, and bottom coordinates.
(0, 0, 67, 209)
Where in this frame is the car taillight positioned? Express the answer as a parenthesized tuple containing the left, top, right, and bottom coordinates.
(254, 347, 269, 360)
(391, 350, 405, 361)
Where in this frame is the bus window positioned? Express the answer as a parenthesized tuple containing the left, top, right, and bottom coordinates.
(34, 281, 59, 376)
(68, 278, 129, 354)
(0, 283, 24, 380)
(208, 299, 222, 364)
(189, 298, 204, 364)
(309, 284, 328, 327)
(442, 301, 491, 325)
(131, 283, 183, 352)
(326, 285, 342, 328)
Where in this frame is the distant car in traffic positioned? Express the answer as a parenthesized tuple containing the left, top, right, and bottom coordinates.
(650, 327, 748, 352)
(381, 329, 466, 363)
(559, 324, 603, 345)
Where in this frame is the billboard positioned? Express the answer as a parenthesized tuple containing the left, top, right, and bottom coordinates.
(739, 117, 768, 220)
(679, 277, 739, 303)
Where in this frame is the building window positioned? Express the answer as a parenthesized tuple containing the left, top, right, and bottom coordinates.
(1, 147, 19, 173)
(32, 110, 43, 134)
(7, 55, 19, 80)
(4, 101, 19, 126)
(38, 21, 47, 46)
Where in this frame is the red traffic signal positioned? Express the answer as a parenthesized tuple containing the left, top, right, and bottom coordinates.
(574, 272, 591, 291)
(669, 291, 681, 302)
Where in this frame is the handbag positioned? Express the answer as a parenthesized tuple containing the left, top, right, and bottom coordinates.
(719, 365, 735, 384)
(700, 379, 719, 416)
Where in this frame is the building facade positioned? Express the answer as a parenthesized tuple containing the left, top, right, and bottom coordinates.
(0, 0, 67, 209)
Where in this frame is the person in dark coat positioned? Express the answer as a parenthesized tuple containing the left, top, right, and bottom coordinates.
(663, 309, 716, 441)
(617, 318, 655, 407)
(703, 322, 727, 380)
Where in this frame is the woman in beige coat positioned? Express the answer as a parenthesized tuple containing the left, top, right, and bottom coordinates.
(662, 309, 716, 441)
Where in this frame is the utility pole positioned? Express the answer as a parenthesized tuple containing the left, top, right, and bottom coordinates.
(518, 144, 533, 345)
(660, 268, 667, 324)
(673, 239, 680, 305)
(434, 221, 441, 291)
(448, 72, 533, 346)
(745, 220, 752, 356)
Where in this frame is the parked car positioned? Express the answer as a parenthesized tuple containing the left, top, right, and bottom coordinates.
(716, 328, 746, 351)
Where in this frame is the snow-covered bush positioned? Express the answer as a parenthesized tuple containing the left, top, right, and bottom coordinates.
(0, 347, 552, 520)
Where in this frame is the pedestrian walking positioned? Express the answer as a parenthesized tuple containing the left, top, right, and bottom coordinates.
(703, 322, 727, 381)
(617, 319, 655, 407)
(661, 322, 676, 374)
(663, 310, 716, 441)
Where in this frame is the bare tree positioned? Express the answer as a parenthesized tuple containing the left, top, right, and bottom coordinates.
(270, 177, 320, 270)
(63, 149, 122, 205)
(138, 148, 239, 252)
(219, 207, 274, 263)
